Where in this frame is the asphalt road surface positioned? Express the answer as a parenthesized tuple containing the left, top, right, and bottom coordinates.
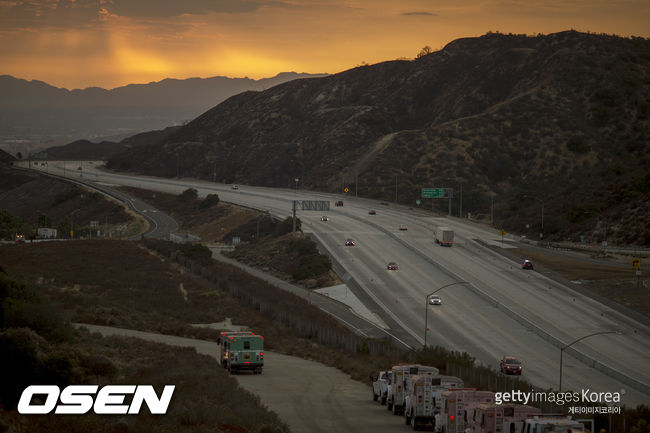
(78, 324, 408, 433)
(30, 161, 650, 406)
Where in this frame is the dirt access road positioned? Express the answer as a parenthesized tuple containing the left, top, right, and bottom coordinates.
(79, 324, 406, 433)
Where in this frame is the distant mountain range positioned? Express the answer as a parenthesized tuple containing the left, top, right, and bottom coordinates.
(105, 31, 650, 245)
(0, 72, 327, 149)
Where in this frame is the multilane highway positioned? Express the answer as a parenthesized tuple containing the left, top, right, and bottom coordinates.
(25, 161, 650, 406)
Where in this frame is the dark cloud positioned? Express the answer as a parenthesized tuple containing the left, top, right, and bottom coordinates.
(401, 11, 438, 16)
(0, 0, 102, 29)
(107, 0, 265, 18)
(0, 0, 275, 29)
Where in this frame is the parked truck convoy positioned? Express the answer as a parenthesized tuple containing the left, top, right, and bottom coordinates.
(434, 227, 454, 246)
(370, 367, 586, 432)
(217, 331, 264, 374)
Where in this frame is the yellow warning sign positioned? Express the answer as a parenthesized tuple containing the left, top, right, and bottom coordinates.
(500, 229, 506, 237)
(632, 258, 641, 269)
(344, 188, 349, 193)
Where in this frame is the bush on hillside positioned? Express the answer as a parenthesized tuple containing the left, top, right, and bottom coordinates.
(199, 193, 220, 208)
(177, 188, 198, 202)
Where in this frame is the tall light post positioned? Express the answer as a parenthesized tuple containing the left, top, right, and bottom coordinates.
(424, 281, 470, 348)
(559, 331, 621, 392)
(294, 177, 299, 194)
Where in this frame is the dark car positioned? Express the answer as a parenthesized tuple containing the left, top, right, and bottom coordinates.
(321, 216, 329, 221)
(368, 210, 376, 215)
(399, 224, 408, 231)
(335, 201, 344, 206)
(522, 259, 534, 270)
(386, 262, 398, 271)
(345, 239, 356, 246)
(428, 295, 442, 305)
(499, 356, 522, 375)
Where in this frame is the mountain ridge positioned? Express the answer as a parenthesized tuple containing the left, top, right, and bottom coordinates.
(0, 72, 328, 150)
(89, 32, 650, 244)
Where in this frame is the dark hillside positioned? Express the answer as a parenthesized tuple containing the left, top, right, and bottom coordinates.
(0, 148, 15, 165)
(108, 31, 650, 245)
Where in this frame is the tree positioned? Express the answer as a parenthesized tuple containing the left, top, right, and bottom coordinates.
(416, 45, 433, 58)
(177, 188, 198, 202)
(200, 193, 220, 209)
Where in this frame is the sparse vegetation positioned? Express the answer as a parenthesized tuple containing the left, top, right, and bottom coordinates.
(0, 253, 290, 433)
(177, 187, 198, 202)
(200, 192, 220, 208)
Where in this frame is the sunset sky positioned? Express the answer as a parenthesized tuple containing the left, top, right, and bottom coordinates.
(1, 0, 648, 90)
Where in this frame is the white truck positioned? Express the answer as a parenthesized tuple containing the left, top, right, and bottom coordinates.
(372, 370, 391, 405)
(438, 389, 495, 433)
(404, 375, 464, 431)
(471, 403, 541, 433)
(435, 227, 454, 247)
(520, 416, 586, 433)
(387, 364, 440, 415)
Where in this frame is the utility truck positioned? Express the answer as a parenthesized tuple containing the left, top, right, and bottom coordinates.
(217, 331, 264, 374)
(405, 375, 463, 431)
(372, 370, 391, 404)
(435, 227, 454, 247)
(438, 389, 495, 433)
(387, 364, 439, 415)
(471, 403, 541, 433)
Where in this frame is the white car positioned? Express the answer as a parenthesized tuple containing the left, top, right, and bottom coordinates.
(429, 295, 442, 305)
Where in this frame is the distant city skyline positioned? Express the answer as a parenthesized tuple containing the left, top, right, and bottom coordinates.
(1, 0, 648, 90)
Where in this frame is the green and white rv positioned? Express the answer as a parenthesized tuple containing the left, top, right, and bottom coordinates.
(217, 331, 264, 374)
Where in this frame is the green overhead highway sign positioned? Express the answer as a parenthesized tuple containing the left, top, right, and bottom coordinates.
(422, 188, 446, 198)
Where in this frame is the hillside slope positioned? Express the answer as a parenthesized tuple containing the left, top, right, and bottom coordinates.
(108, 31, 650, 245)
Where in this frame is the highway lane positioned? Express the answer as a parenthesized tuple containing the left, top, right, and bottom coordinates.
(342, 207, 650, 395)
(311, 211, 650, 402)
(368, 211, 650, 383)
(26, 161, 650, 405)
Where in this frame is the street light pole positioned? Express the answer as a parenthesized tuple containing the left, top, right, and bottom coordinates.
(559, 331, 621, 392)
(424, 281, 470, 348)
